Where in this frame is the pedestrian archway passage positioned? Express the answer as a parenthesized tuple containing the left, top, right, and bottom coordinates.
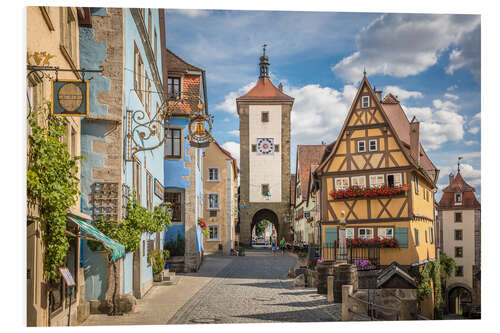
(251, 209, 280, 244)
(447, 284, 472, 315)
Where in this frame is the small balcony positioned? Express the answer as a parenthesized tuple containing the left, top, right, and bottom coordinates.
(317, 241, 381, 270)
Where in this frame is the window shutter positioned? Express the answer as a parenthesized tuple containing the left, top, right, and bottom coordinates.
(324, 228, 338, 247)
(395, 227, 408, 248)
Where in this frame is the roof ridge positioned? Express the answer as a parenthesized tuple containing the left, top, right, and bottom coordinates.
(166, 48, 202, 72)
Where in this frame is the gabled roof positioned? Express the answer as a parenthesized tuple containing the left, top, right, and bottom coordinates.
(316, 76, 438, 186)
(212, 140, 239, 180)
(438, 172, 480, 209)
(296, 145, 327, 204)
(377, 261, 416, 289)
(236, 77, 294, 102)
(165, 48, 202, 73)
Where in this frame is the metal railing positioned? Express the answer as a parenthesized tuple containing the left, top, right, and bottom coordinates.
(317, 241, 380, 269)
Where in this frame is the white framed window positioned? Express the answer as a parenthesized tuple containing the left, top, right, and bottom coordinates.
(387, 173, 402, 187)
(134, 42, 144, 103)
(208, 225, 219, 241)
(361, 96, 370, 108)
(208, 194, 219, 210)
(377, 227, 394, 239)
(335, 177, 349, 190)
(346, 228, 354, 239)
(369, 139, 378, 151)
(414, 175, 419, 194)
(414, 228, 420, 246)
(369, 174, 385, 187)
(208, 167, 219, 181)
(357, 140, 366, 153)
(429, 227, 434, 244)
(358, 228, 373, 239)
(455, 193, 462, 204)
(351, 176, 366, 188)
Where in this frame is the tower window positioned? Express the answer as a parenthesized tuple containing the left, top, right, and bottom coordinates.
(275, 144, 280, 152)
(251, 144, 257, 152)
(455, 229, 463, 240)
(455, 247, 463, 258)
(261, 112, 269, 122)
(455, 212, 462, 223)
(455, 193, 462, 204)
(261, 184, 270, 197)
(361, 96, 370, 108)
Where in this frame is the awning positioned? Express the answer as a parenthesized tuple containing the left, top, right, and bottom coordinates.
(67, 216, 126, 262)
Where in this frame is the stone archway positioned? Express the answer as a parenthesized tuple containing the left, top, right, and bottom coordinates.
(251, 209, 280, 243)
(446, 283, 473, 315)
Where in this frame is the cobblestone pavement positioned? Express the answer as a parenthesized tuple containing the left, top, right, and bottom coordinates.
(169, 248, 343, 324)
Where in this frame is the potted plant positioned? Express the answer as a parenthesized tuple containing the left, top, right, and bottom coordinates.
(150, 249, 170, 282)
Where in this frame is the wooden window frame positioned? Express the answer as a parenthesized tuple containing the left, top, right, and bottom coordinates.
(351, 175, 366, 188)
(334, 177, 349, 190)
(369, 174, 385, 188)
(387, 173, 402, 188)
(167, 76, 181, 99)
(414, 175, 419, 194)
(357, 140, 366, 153)
(368, 139, 378, 151)
(358, 228, 373, 240)
(361, 95, 370, 108)
(165, 190, 183, 223)
(208, 193, 219, 210)
(455, 246, 463, 258)
(377, 227, 394, 239)
(208, 167, 219, 182)
(455, 212, 463, 223)
(261, 111, 269, 122)
(455, 229, 463, 241)
(165, 128, 182, 159)
(208, 225, 219, 241)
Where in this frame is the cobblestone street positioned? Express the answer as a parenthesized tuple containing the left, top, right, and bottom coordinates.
(169, 248, 342, 324)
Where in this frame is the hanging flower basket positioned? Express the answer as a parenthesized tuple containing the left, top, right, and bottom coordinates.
(329, 184, 409, 200)
(306, 216, 314, 223)
(295, 213, 303, 221)
(197, 218, 209, 238)
(346, 237, 399, 248)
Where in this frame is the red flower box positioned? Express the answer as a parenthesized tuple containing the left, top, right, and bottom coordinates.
(345, 237, 399, 248)
(329, 184, 409, 200)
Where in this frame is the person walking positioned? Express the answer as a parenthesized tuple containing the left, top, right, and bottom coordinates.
(279, 237, 286, 256)
(271, 237, 277, 256)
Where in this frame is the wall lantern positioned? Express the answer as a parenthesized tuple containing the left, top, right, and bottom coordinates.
(186, 98, 214, 148)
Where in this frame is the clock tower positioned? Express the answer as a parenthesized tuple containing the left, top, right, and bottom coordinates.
(236, 46, 294, 246)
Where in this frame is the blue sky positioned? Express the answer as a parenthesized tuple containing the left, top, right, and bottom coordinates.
(165, 10, 481, 200)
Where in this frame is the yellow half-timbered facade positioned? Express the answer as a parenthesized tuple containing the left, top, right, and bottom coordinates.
(315, 75, 439, 268)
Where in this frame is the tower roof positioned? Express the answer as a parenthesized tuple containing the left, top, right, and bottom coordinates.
(438, 172, 480, 209)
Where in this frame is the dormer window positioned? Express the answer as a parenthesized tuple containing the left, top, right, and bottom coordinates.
(455, 193, 462, 205)
(361, 96, 370, 108)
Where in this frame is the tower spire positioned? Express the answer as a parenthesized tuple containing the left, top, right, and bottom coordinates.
(259, 44, 270, 78)
(457, 156, 463, 173)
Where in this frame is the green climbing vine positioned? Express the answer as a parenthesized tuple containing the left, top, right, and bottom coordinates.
(90, 192, 172, 255)
(27, 107, 84, 282)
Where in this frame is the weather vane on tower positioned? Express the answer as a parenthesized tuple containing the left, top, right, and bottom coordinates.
(457, 156, 463, 173)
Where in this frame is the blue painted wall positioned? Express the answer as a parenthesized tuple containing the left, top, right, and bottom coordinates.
(122, 252, 133, 295)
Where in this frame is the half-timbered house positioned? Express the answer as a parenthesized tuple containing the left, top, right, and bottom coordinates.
(314, 75, 439, 268)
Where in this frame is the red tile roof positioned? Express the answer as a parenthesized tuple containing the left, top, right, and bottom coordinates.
(380, 101, 438, 181)
(165, 48, 202, 73)
(296, 145, 327, 203)
(438, 172, 480, 209)
(236, 77, 294, 102)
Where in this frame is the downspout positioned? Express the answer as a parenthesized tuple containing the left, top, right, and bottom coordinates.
(202, 70, 208, 116)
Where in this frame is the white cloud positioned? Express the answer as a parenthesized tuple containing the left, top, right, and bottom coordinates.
(285, 84, 357, 145)
(464, 140, 478, 146)
(468, 127, 479, 135)
(403, 98, 464, 150)
(215, 81, 256, 114)
(223, 117, 230, 122)
(229, 130, 240, 136)
(444, 93, 459, 100)
(445, 24, 481, 79)
(384, 86, 423, 101)
(167, 9, 210, 18)
(473, 112, 481, 119)
(438, 163, 481, 188)
(447, 84, 458, 91)
(222, 141, 240, 167)
(332, 14, 480, 82)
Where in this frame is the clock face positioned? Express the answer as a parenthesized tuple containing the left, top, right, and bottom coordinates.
(257, 138, 274, 155)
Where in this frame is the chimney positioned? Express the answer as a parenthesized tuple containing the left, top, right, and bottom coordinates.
(449, 173, 454, 185)
(410, 121, 420, 165)
(278, 82, 283, 92)
(373, 86, 382, 101)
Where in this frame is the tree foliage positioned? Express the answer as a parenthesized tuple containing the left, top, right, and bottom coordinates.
(255, 220, 269, 236)
(27, 109, 84, 282)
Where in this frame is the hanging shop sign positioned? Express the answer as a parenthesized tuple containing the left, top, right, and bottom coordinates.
(51, 79, 89, 117)
(154, 178, 165, 200)
(58, 266, 76, 287)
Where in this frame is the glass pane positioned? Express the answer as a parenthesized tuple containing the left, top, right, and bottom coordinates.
(166, 138, 172, 156)
(173, 138, 180, 156)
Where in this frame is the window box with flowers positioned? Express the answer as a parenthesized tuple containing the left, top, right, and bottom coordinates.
(295, 213, 303, 221)
(197, 218, 209, 238)
(306, 216, 314, 223)
(329, 184, 409, 200)
(346, 237, 399, 248)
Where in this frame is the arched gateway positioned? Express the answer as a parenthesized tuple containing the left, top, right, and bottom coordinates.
(236, 46, 294, 246)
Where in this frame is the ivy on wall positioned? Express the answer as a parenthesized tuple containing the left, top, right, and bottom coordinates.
(90, 192, 172, 255)
(27, 108, 84, 282)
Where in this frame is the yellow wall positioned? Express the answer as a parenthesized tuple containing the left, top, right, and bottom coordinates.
(411, 175, 435, 219)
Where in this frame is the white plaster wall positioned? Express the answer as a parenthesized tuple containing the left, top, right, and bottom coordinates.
(442, 209, 475, 288)
(249, 104, 282, 202)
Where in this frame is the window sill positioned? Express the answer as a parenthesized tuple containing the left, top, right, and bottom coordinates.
(207, 180, 220, 182)
(206, 239, 220, 242)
